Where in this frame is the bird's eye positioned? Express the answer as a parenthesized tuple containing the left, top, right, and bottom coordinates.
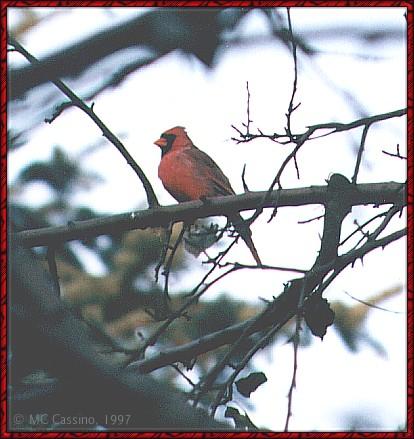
(161, 134, 176, 143)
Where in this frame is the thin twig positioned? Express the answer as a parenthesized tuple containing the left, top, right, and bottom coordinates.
(352, 123, 371, 184)
(367, 204, 403, 242)
(171, 364, 196, 388)
(232, 108, 406, 145)
(163, 225, 187, 298)
(285, 7, 300, 141)
(298, 214, 324, 224)
(131, 227, 405, 375)
(210, 320, 284, 416)
(348, 204, 402, 252)
(192, 313, 261, 407)
(155, 223, 173, 283)
(284, 282, 305, 431)
(127, 239, 239, 363)
(382, 143, 407, 160)
(220, 261, 307, 274)
(191, 280, 299, 407)
(8, 36, 159, 209)
(241, 164, 250, 193)
(246, 81, 252, 135)
(316, 228, 406, 295)
(339, 211, 388, 247)
(343, 291, 403, 314)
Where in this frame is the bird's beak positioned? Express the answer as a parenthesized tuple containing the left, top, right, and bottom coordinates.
(154, 138, 167, 148)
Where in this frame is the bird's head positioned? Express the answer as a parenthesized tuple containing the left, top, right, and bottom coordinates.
(154, 126, 192, 155)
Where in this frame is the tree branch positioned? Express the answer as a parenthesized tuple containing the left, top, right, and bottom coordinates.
(8, 9, 222, 100)
(9, 239, 229, 430)
(130, 227, 405, 375)
(8, 36, 159, 209)
(15, 182, 406, 248)
(232, 108, 406, 144)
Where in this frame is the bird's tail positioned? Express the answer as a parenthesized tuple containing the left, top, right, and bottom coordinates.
(229, 214, 262, 266)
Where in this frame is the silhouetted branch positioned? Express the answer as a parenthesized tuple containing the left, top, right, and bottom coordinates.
(285, 8, 300, 141)
(130, 226, 405, 375)
(382, 143, 407, 160)
(9, 240, 228, 430)
(352, 123, 371, 184)
(8, 36, 159, 209)
(163, 225, 186, 298)
(155, 222, 173, 283)
(8, 9, 223, 100)
(128, 240, 239, 363)
(133, 175, 405, 416)
(232, 108, 406, 144)
(15, 182, 406, 248)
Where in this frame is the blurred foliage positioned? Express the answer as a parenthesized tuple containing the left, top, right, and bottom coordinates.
(8, 7, 403, 141)
(19, 148, 81, 193)
(8, 132, 269, 393)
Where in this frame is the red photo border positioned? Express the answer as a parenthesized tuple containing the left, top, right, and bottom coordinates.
(1, 1, 412, 437)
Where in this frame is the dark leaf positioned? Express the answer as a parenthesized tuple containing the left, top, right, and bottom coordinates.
(235, 371, 267, 398)
(224, 406, 258, 431)
(304, 295, 335, 339)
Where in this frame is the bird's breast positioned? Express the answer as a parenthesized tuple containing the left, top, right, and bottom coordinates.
(159, 149, 233, 202)
(158, 151, 204, 201)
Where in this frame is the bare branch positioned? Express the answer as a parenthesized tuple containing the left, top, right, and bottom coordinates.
(15, 182, 406, 248)
(130, 227, 405, 375)
(246, 81, 252, 135)
(8, 9, 223, 100)
(155, 223, 173, 283)
(241, 164, 250, 193)
(162, 225, 187, 298)
(343, 291, 403, 314)
(127, 240, 239, 363)
(221, 261, 307, 274)
(211, 320, 285, 416)
(285, 7, 300, 141)
(8, 36, 159, 209)
(232, 108, 406, 145)
(352, 123, 371, 184)
(382, 143, 407, 160)
(10, 241, 228, 430)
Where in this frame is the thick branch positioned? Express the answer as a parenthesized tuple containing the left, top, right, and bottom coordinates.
(9, 240, 228, 430)
(16, 182, 406, 248)
(8, 36, 159, 209)
(8, 9, 221, 100)
(131, 227, 406, 374)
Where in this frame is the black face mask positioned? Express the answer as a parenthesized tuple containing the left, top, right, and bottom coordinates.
(160, 133, 176, 157)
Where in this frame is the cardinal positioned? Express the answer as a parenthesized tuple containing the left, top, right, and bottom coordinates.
(154, 126, 262, 265)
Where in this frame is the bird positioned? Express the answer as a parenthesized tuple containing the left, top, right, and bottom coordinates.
(154, 126, 262, 265)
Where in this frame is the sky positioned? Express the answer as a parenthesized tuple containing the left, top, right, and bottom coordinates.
(8, 6, 407, 431)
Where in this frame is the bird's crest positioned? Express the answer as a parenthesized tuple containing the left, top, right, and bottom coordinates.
(162, 126, 186, 137)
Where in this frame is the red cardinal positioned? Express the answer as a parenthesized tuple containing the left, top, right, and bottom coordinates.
(154, 126, 262, 265)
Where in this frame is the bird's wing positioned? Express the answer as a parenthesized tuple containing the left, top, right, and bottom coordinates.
(186, 147, 235, 196)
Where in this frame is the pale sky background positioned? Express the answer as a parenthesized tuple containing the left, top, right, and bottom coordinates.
(8, 6, 407, 431)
